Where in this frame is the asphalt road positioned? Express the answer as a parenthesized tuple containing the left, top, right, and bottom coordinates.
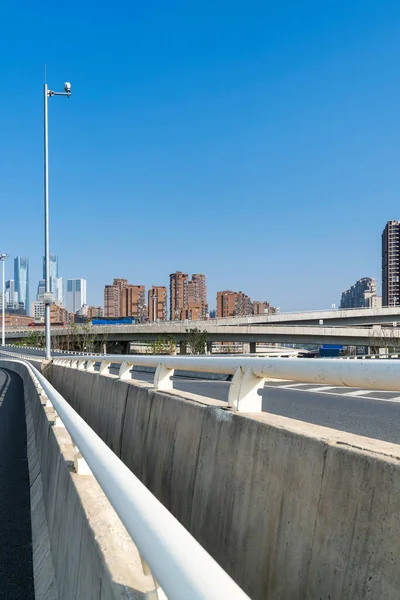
(0, 369, 34, 599)
(129, 370, 400, 444)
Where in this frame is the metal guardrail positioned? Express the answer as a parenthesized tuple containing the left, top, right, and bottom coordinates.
(2, 357, 250, 600)
(48, 353, 400, 411)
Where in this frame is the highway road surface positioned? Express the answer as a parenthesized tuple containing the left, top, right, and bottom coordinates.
(0, 369, 34, 599)
(129, 369, 400, 444)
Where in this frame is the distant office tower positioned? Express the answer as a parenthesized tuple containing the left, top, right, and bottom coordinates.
(170, 272, 188, 320)
(43, 255, 58, 279)
(42, 255, 63, 305)
(340, 277, 380, 309)
(78, 305, 103, 319)
(187, 274, 208, 319)
(148, 286, 167, 321)
(5, 280, 19, 309)
(216, 290, 253, 318)
(37, 279, 45, 301)
(66, 279, 87, 313)
(14, 257, 29, 313)
(382, 221, 400, 307)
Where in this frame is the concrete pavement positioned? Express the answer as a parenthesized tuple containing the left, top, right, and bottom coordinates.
(0, 368, 34, 599)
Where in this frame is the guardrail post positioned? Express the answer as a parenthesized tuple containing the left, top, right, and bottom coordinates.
(86, 359, 96, 372)
(228, 367, 265, 412)
(154, 363, 174, 391)
(99, 360, 111, 376)
(119, 361, 132, 380)
(74, 450, 92, 475)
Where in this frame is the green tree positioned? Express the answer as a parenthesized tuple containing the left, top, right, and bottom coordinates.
(185, 328, 207, 355)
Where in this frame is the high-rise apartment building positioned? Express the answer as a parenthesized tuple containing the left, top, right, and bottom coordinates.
(66, 279, 87, 314)
(187, 273, 208, 319)
(169, 271, 208, 320)
(121, 285, 146, 320)
(216, 290, 253, 318)
(104, 284, 120, 317)
(148, 286, 167, 321)
(253, 301, 275, 315)
(104, 278, 146, 320)
(170, 272, 188, 320)
(382, 221, 400, 307)
(340, 277, 379, 309)
(14, 256, 29, 313)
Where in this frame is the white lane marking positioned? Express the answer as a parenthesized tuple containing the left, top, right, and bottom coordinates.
(264, 384, 400, 404)
(346, 389, 375, 397)
(279, 383, 311, 389)
(305, 386, 338, 393)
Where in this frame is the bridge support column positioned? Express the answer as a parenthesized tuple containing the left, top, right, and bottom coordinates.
(250, 342, 257, 354)
(243, 343, 250, 354)
(206, 341, 213, 355)
(179, 341, 187, 354)
(121, 342, 130, 355)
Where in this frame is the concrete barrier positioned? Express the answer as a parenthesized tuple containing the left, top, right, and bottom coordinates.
(1, 360, 154, 599)
(46, 363, 400, 600)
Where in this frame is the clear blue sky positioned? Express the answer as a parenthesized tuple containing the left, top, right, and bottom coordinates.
(1, 0, 400, 311)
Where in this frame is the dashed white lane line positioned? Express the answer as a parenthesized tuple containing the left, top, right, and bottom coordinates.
(264, 383, 400, 404)
(346, 389, 375, 397)
(279, 383, 312, 389)
(305, 386, 338, 393)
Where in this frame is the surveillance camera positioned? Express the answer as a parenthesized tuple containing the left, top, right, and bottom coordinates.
(64, 82, 71, 93)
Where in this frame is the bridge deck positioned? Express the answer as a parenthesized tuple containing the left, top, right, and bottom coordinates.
(0, 368, 34, 599)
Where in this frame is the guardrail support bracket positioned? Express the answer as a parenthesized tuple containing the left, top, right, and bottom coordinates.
(154, 363, 174, 391)
(228, 367, 264, 412)
(119, 361, 132, 380)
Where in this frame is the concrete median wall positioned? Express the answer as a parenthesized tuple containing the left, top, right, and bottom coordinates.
(45, 363, 400, 600)
(2, 360, 154, 599)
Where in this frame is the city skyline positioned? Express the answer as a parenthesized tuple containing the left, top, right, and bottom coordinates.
(1, 3, 399, 312)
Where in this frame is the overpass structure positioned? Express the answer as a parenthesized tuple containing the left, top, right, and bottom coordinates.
(210, 306, 400, 326)
(1, 348, 400, 599)
(4, 322, 398, 349)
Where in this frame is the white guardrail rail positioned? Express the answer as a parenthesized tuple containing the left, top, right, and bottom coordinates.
(4, 347, 400, 411)
(2, 357, 250, 600)
(3, 349, 396, 412)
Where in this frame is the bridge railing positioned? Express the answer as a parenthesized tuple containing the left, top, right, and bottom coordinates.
(48, 353, 400, 412)
(8, 358, 250, 600)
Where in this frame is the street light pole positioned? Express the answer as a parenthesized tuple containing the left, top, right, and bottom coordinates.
(43, 80, 71, 360)
(0, 254, 8, 347)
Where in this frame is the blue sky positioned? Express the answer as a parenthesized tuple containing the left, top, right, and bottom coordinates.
(1, 1, 400, 311)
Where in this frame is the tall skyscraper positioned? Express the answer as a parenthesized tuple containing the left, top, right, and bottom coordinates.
(5, 280, 18, 308)
(14, 256, 29, 313)
(43, 254, 58, 280)
(148, 286, 167, 321)
(42, 255, 63, 306)
(382, 221, 400, 307)
(66, 279, 87, 313)
(170, 272, 188, 320)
